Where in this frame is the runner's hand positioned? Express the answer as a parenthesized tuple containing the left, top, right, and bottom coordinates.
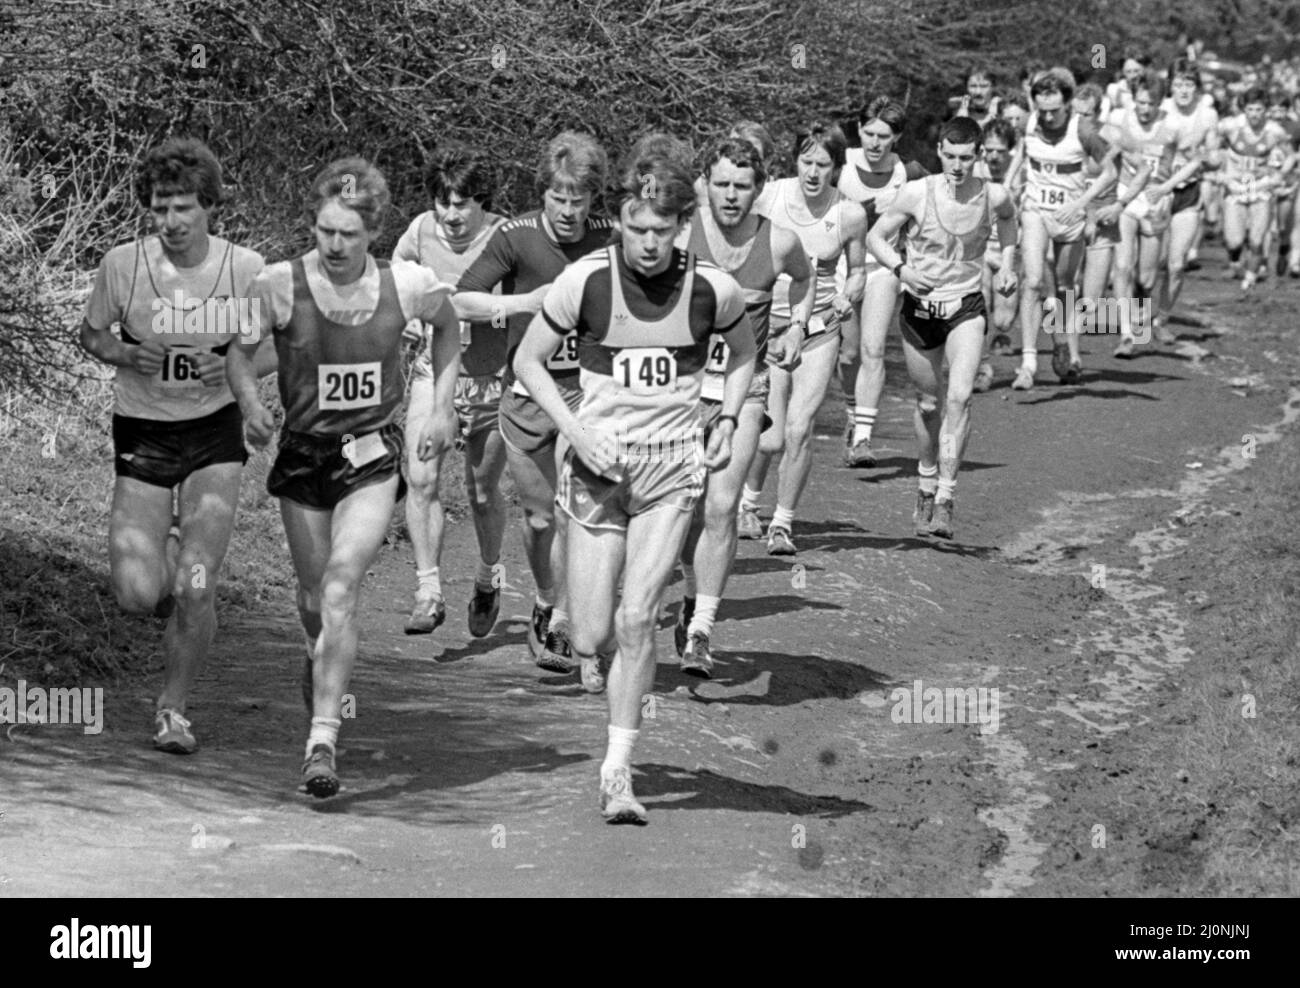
(191, 350, 226, 387)
(1095, 203, 1124, 225)
(831, 294, 854, 321)
(242, 402, 276, 448)
(770, 330, 801, 371)
(995, 266, 1019, 297)
(130, 337, 167, 375)
(899, 265, 937, 295)
(703, 422, 733, 471)
(570, 424, 618, 479)
(417, 408, 456, 462)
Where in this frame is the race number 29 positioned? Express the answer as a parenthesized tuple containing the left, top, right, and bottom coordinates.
(318, 362, 381, 410)
(546, 332, 579, 370)
(613, 347, 677, 394)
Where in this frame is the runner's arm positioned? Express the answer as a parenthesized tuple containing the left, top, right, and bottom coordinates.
(703, 275, 756, 470)
(453, 227, 548, 323)
(772, 226, 814, 333)
(865, 184, 934, 294)
(413, 288, 461, 459)
(838, 203, 868, 308)
(227, 270, 279, 446)
(991, 184, 1019, 272)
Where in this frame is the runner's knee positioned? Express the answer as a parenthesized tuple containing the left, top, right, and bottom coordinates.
(615, 600, 656, 644)
(320, 568, 362, 619)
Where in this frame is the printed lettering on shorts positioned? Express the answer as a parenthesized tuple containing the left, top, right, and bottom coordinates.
(155, 346, 206, 390)
(611, 347, 677, 395)
(546, 331, 580, 371)
(318, 362, 382, 411)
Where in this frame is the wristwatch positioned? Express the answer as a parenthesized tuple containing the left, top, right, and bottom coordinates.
(892, 262, 905, 278)
(716, 414, 739, 431)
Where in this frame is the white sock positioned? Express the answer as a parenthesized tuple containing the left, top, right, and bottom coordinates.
(852, 407, 878, 445)
(918, 462, 939, 496)
(771, 505, 795, 532)
(1021, 348, 1038, 371)
(687, 594, 720, 638)
(306, 716, 341, 757)
(535, 585, 555, 608)
(475, 559, 496, 588)
(416, 566, 441, 598)
(739, 485, 762, 513)
(601, 725, 639, 778)
(681, 564, 697, 598)
(936, 477, 957, 503)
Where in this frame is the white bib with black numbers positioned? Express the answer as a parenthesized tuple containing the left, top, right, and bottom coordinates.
(318, 362, 382, 411)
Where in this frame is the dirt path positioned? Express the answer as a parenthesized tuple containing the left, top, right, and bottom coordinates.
(3, 248, 1297, 897)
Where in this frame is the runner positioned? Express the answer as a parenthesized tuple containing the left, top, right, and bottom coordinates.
(1158, 60, 1220, 337)
(454, 132, 614, 672)
(1268, 92, 1300, 276)
(392, 146, 509, 636)
(227, 157, 459, 797)
(1214, 86, 1290, 292)
(1109, 71, 1178, 357)
(512, 152, 754, 824)
(975, 119, 1021, 373)
(999, 92, 1030, 140)
(950, 70, 1000, 128)
(740, 121, 867, 553)
(1104, 53, 1150, 116)
(676, 137, 812, 676)
(78, 138, 269, 755)
(835, 97, 926, 468)
(1009, 67, 1114, 389)
(694, 120, 779, 215)
(867, 116, 1018, 540)
(1072, 83, 1135, 343)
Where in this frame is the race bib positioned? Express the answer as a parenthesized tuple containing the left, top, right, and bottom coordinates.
(318, 362, 381, 411)
(156, 348, 205, 390)
(341, 431, 386, 468)
(546, 331, 579, 371)
(705, 335, 728, 373)
(913, 296, 960, 320)
(1038, 187, 1067, 208)
(612, 347, 677, 395)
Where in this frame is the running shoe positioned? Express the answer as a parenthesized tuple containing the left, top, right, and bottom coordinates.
(1152, 317, 1176, 345)
(404, 592, 446, 635)
(928, 499, 955, 540)
(680, 631, 714, 678)
(1011, 366, 1035, 390)
(1063, 359, 1083, 385)
(1185, 250, 1201, 271)
(1228, 261, 1243, 280)
(302, 743, 339, 798)
(528, 602, 552, 659)
(973, 362, 994, 393)
(581, 651, 611, 694)
(153, 708, 197, 755)
(1113, 337, 1136, 360)
(989, 333, 1013, 356)
(737, 508, 763, 540)
(1241, 269, 1257, 293)
(467, 582, 500, 638)
(1050, 341, 1071, 382)
(913, 490, 936, 536)
(674, 596, 695, 657)
(600, 766, 648, 825)
(842, 439, 877, 468)
(538, 620, 575, 673)
(1290, 266, 1300, 279)
(766, 525, 796, 556)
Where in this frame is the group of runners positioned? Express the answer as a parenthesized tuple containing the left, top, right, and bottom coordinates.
(77, 50, 1300, 823)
